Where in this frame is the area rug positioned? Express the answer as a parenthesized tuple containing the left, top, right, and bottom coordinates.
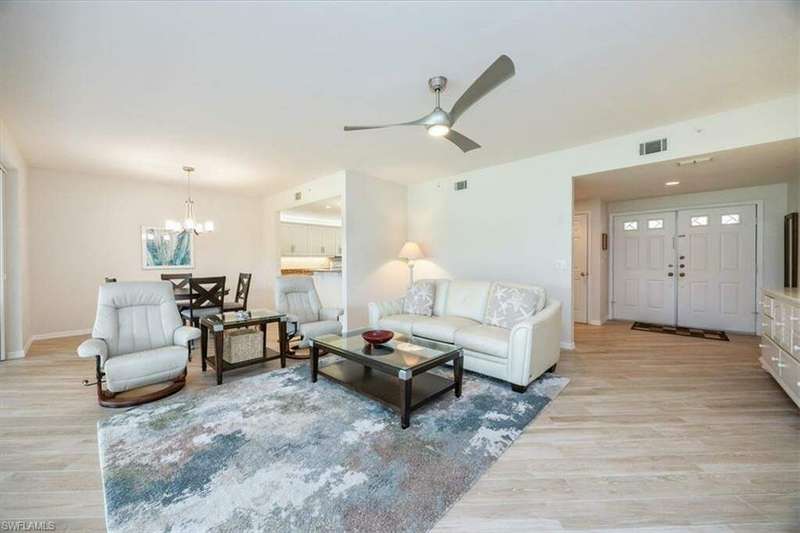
(632, 321, 730, 341)
(98, 361, 568, 533)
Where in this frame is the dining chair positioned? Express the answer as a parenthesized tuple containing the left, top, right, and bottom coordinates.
(223, 273, 252, 312)
(181, 276, 226, 328)
(160, 272, 192, 291)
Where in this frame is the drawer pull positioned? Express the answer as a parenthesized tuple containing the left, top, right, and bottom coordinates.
(778, 363, 787, 368)
(771, 357, 779, 362)
(758, 344, 767, 348)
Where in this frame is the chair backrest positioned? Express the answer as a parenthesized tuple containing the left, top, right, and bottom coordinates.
(274, 276, 321, 324)
(92, 281, 182, 357)
(161, 273, 192, 290)
(235, 272, 252, 307)
(187, 276, 226, 319)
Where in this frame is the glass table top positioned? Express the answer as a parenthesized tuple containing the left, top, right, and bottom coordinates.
(312, 328, 461, 371)
(200, 309, 285, 329)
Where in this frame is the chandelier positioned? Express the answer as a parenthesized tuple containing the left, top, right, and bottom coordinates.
(165, 166, 214, 235)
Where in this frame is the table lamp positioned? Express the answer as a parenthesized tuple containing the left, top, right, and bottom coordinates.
(398, 241, 424, 285)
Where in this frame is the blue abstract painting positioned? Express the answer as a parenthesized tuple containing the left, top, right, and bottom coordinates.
(141, 226, 193, 269)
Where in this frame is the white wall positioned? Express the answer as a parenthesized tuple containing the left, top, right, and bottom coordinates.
(408, 95, 799, 347)
(342, 171, 408, 330)
(573, 198, 609, 325)
(0, 119, 30, 357)
(607, 183, 790, 297)
(262, 170, 408, 331)
(28, 168, 266, 337)
(263, 171, 346, 309)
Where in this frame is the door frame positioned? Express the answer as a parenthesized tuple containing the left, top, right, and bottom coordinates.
(0, 164, 6, 361)
(572, 210, 591, 324)
(608, 200, 763, 334)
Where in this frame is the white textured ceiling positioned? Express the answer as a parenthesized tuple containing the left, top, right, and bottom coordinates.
(0, 1, 797, 193)
(573, 138, 800, 202)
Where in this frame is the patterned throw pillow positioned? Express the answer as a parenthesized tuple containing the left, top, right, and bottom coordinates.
(484, 283, 545, 329)
(403, 280, 435, 316)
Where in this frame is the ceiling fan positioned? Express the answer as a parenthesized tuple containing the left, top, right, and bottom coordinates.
(343, 55, 515, 153)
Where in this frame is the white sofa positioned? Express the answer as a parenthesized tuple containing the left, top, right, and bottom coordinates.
(368, 279, 561, 392)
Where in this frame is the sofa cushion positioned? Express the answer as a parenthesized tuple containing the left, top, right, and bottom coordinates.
(412, 315, 479, 343)
(444, 280, 491, 322)
(377, 314, 423, 336)
(484, 282, 545, 328)
(402, 280, 435, 316)
(454, 325, 510, 359)
(431, 279, 450, 317)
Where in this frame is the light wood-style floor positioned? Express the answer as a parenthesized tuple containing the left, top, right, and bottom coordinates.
(0, 321, 797, 532)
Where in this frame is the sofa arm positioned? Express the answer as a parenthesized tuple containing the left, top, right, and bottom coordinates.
(507, 300, 562, 386)
(174, 326, 201, 348)
(77, 338, 108, 365)
(320, 307, 343, 321)
(368, 297, 405, 328)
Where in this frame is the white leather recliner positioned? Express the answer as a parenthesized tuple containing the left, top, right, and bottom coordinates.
(77, 281, 201, 407)
(369, 279, 562, 392)
(275, 276, 343, 349)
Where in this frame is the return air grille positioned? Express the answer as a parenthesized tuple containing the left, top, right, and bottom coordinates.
(639, 138, 668, 156)
(454, 180, 468, 191)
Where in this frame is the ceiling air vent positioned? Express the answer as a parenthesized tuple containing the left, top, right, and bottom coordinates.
(294, 191, 302, 201)
(454, 179, 468, 191)
(639, 138, 668, 156)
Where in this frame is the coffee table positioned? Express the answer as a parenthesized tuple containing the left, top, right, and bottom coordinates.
(200, 310, 288, 385)
(310, 330, 464, 429)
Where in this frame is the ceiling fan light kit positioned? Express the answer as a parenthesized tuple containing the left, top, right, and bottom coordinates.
(344, 55, 515, 152)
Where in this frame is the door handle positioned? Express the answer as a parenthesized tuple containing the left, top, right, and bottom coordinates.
(667, 264, 674, 268)
(679, 264, 685, 268)
(667, 272, 674, 277)
(679, 273, 685, 277)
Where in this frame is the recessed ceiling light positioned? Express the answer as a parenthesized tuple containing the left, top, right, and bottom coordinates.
(665, 181, 680, 186)
(676, 156, 713, 167)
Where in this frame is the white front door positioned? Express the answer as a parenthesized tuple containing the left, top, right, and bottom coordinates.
(572, 213, 589, 324)
(676, 205, 757, 333)
(612, 211, 677, 325)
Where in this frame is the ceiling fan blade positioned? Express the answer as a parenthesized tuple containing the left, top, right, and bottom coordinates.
(444, 129, 481, 152)
(449, 55, 515, 125)
(344, 115, 428, 131)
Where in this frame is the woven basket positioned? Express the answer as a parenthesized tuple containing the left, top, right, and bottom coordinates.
(222, 328, 263, 364)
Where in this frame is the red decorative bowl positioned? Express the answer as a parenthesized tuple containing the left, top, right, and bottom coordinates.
(361, 330, 394, 345)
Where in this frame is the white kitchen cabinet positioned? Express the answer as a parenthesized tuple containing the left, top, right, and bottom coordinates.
(760, 288, 800, 407)
(280, 222, 342, 257)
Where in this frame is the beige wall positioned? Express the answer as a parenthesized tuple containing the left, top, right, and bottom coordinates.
(343, 171, 408, 330)
(28, 169, 266, 337)
(0, 119, 30, 357)
(573, 198, 609, 325)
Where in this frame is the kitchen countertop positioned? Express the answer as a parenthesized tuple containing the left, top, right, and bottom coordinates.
(281, 268, 341, 275)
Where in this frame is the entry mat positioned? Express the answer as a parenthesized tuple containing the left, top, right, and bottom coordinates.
(632, 322, 730, 342)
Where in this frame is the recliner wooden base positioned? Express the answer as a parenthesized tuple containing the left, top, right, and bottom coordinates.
(93, 357, 187, 408)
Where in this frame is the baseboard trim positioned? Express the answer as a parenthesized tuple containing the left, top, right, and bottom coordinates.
(31, 328, 92, 341)
(588, 320, 605, 326)
(560, 341, 576, 350)
(5, 350, 26, 359)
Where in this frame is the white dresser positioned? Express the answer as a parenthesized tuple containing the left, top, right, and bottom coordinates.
(761, 288, 800, 407)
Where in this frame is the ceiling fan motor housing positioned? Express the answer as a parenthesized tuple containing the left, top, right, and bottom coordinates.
(428, 76, 447, 92)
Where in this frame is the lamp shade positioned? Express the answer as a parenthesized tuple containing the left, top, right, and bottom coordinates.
(398, 241, 424, 260)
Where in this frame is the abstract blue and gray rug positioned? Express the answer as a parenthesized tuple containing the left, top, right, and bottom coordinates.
(98, 362, 568, 533)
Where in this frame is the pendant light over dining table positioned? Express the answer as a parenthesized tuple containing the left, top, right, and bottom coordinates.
(164, 166, 215, 235)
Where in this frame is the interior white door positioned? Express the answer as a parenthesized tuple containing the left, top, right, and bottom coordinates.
(612, 211, 677, 325)
(572, 214, 589, 324)
(0, 166, 4, 361)
(676, 205, 756, 333)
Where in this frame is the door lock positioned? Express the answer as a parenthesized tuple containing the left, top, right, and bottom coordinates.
(667, 264, 674, 268)
(679, 273, 686, 277)
(668, 272, 674, 277)
(679, 264, 685, 268)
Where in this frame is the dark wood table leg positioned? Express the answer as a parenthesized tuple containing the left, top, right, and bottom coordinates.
(260, 322, 267, 361)
(200, 324, 208, 372)
(310, 342, 319, 382)
(400, 377, 412, 429)
(278, 319, 287, 368)
(454, 350, 463, 398)
(214, 330, 224, 385)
